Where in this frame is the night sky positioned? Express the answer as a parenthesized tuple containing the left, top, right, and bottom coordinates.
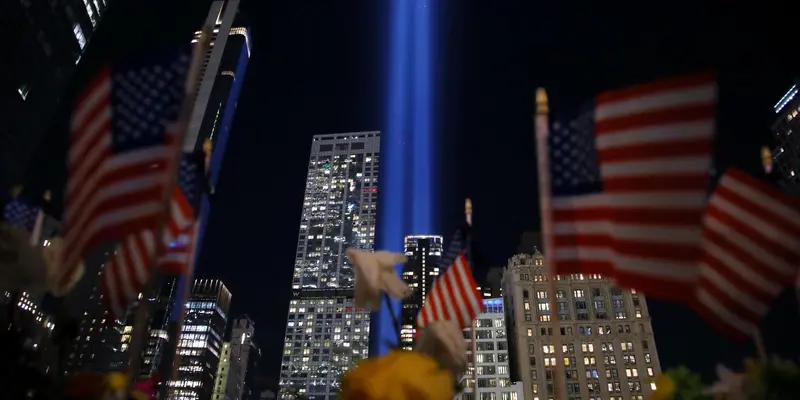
(24, 1, 800, 383)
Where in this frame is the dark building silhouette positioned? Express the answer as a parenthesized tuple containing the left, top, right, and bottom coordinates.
(0, 0, 111, 197)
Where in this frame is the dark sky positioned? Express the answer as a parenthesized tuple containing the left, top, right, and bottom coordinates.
(28, 0, 800, 382)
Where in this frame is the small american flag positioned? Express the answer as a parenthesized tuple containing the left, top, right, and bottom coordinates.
(58, 52, 189, 294)
(3, 196, 40, 232)
(693, 168, 800, 340)
(548, 72, 717, 302)
(417, 253, 484, 330)
(102, 152, 204, 317)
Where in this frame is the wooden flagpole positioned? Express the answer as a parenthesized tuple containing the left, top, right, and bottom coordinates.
(465, 198, 479, 398)
(125, 25, 213, 387)
(535, 89, 567, 400)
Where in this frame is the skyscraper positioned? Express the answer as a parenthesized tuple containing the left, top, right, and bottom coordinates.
(167, 279, 232, 400)
(503, 251, 662, 400)
(399, 234, 443, 350)
(185, 0, 251, 153)
(0, 0, 111, 194)
(279, 132, 381, 399)
(771, 82, 800, 194)
(227, 316, 259, 400)
(459, 298, 525, 400)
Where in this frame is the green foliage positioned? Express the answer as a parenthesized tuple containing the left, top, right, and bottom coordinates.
(664, 366, 712, 400)
(743, 357, 800, 400)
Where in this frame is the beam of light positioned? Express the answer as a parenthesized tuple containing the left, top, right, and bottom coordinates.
(370, 0, 434, 357)
(411, 0, 432, 233)
(370, 0, 412, 357)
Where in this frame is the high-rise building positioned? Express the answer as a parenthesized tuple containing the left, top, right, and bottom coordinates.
(399, 234, 443, 350)
(458, 298, 525, 400)
(279, 132, 381, 399)
(226, 316, 258, 400)
(167, 279, 232, 400)
(503, 251, 662, 400)
(771, 82, 800, 194)
(212, 342, 233, 400)
(0, 0, 111, 194)
(185, 0, 250, 153)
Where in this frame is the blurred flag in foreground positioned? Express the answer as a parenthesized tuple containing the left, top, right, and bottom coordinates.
(57, 51, 190, 296)
(102, 151, 205, 317)
(3, 193, 40, 232)
(545, 72, 717, 302)
(694, 167, 800, 340)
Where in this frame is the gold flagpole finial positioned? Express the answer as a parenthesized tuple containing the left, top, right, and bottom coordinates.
(203, 139, 213, 158)
(465, 198, 473, 226)
(536, 88, 549, 115)
(9, 185, 23, 197)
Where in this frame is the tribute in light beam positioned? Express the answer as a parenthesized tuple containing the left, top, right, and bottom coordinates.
(371, 0, 435, 357)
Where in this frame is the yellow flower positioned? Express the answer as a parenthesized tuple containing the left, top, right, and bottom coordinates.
(650, 374, 676, 400)
(341, 350, 456, 400)
(744, 358, 762, 380)
(106, 372, 129, 391)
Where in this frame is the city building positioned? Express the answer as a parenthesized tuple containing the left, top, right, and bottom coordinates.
(400, 234, 443, 350)
(279, 132, 381, 399)
(212, 342, 232, 400)
(227, 316, 259, 400)
(503, 251, 662, 400)
(0, 0, 111, 195)
(771, 82, 800, 194)
(458, 298, 525, 400)
(185, 0, 251, 153)
(167, 279, 232, 400)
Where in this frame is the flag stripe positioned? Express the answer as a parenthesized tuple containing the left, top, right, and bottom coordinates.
(417, 254, 485, 331)
(550, 72, 717, 303)
(59, 53, 189, 295)
(101, 160, 202, 317)
(693, 168, 800, 339)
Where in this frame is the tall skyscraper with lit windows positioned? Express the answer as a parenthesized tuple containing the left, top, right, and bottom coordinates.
(503, 251, 662, 400)
(279, 132, 380, 399)
(167, 279, 232, 400)
(399, 234, 443, 350)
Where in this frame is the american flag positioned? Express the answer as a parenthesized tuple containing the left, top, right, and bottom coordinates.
(693, 168, 800, 340)
(58, 53, 190, 294)
(3, 196, 40, 232)
(102, 151, 205, 317)
(417, 228, 485, 330)
(548, 72, 717, 302)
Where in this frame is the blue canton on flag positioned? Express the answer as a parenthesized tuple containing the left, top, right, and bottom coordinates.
(549, 108, 603, 198)
(178, 151, 205, 214)
(438, 227, 467, 271)
(3, 197, 40, 232)
(109, 54, 189, 153)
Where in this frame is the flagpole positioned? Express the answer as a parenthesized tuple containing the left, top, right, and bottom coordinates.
(535, 89, 567, 400)
(465, 198, 479, 398)
(125, 25, 213, 386)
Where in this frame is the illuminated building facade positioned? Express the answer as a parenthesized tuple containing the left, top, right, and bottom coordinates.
(279, 132, 380, 399)
(185, 0, 251, 152)
(458, 298, 525, 400)
(399, 235, 443, 350)
(503, 252, 662, 400)
(167, 279, 232, 400)
(0, 0, 111, 195)
(771, 82, 800, 194)
(212, 342, 232, 400)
